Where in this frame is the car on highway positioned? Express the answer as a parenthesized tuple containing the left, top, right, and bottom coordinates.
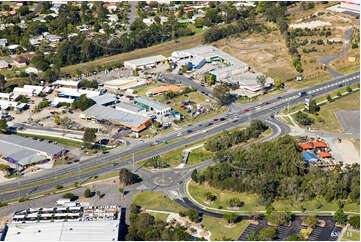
(277, 96, 282, 100)
(338, 84, 343, 87)
(220, 117, 226, 121)
(68, 110, 73, 114)
(213, 118, 218, 122)
(244, 109, 249, 112)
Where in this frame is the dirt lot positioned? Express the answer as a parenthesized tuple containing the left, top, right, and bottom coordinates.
(331, 139, 360, 165)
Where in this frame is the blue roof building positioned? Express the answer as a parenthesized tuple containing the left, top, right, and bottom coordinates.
(302, 152, 318, 164)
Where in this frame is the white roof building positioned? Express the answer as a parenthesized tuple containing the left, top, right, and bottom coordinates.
(50, 97, 74, 107)
(124, 55, 166, 70)
(25, 67, 39, 74)
(55, 87, 101, 99)
(53, 80, 80, 88)
(0, 92, 13, 101)
(0, 100, 17, 110)
(0, 38, 8, 47)
(0, 60, 8, 69)
(143, 18, 154, 26)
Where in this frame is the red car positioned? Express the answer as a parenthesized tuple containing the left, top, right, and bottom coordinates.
(244, 109, 250, 112)
(213, 119, 218, 122)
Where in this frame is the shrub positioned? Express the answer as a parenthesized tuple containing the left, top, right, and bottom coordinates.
(55, 184, 63, 190)
(349, 215, 360, 229)
(84, 188, 92, 198)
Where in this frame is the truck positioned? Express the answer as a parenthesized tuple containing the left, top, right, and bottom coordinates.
(298, 91, 307, 97)
(56, 199, 71, 206)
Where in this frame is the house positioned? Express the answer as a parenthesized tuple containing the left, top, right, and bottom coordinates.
(107, 14, 118, 22)
(25, 67, 39, 74)
(124, 55, 166, 70)
(45, 34, 61, 42)
(143, 18, 154, 26)
(68, 33, 79, 38)
(192, 13, 205, 22)
(32, 17, 46, 22)
(29, 36, 44, 46)
(103, 3, 118, 13)
(0, 60, 9, 69)
(134, 96, 171, 115)
(0, 38, 8, 48)
(13, 56, 27, 67)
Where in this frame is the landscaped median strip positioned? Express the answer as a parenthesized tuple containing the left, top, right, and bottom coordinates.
(184, 179, 360, 216)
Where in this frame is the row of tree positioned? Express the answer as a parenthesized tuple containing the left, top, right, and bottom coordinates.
(204, 120, 268, 152)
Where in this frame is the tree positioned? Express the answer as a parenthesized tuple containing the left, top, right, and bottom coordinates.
(334, 208, 348, 224)
(224, 213, 237, 224)
(346, 86, 352, 93)
(257, 227, 277, 241)
(96, 190, 101, 198)
(84, 188, 92, 198)
(228, 197, 241, 207)
(191, 169, 198, 182)
(0, 74, 5, 91)
(0, 119, 8, 133)
(309, 99, 319, 114)
(54, 114, 61, 125)
(55, 184, 63, 190)
(327, 94, 332, 102)
(304, 216, 318, 228)
(186, 209, 200, 223)
(205, 192, 217, 202)
(349, 215, 360, 230)
(256, 75, 267, 92)
(62, 193, 75, 200)
(119, 168, 141, 186)
(213, 84, 232, 105)
(274, 79, 282, 89)
(71, 94, 95, 111)
(286, 234, 306, 241)
(83, 128, 96, 147)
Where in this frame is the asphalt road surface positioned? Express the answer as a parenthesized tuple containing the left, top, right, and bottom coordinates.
(0, 71, 359, 202)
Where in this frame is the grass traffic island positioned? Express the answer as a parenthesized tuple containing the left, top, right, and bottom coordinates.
(188, 181, 360, 213)
(342, 228, 360, 241)
(133, 191, 187, 213)
(202, 216, 249, 241)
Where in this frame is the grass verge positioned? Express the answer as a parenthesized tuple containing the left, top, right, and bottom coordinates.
(202, 216, 249, 241)
(133, 191, 187, 213)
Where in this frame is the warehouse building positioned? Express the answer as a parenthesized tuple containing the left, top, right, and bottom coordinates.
(124, 55, 167, 70)
(134, 96, 171, 115)
(13, 85, 44, 97)
(0, 135, 66, 168)
(50, 97, 74, 107)
(53, 80, 80, 88)
(115, 102, 145, 114)
(55, 87, 102, 99)
(90, 93, 118, 106)
(81, 104, 152, 132)
(0, 92, 13, 101)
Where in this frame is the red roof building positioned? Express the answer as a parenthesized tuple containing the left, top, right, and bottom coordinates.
(317, 152, 332, 158)
(299, 143, 313, 150)
(313, 141, 327, 148)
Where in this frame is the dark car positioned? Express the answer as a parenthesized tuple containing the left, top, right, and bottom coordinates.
(338, 84, 343, 87)
(244, 109, 249, 112)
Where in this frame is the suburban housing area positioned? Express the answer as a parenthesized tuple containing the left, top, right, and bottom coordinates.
(0, 1, 359, 241)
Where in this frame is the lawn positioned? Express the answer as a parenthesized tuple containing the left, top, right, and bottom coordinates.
(187, 146, 214, 167)
(147, 212, 170, 223)
(188, 181, 360, 213)
(202, 216, 249, 241)
(292, 91, 360, 133)
(133, 191, 187, 213)
(342, 228, 360, 241)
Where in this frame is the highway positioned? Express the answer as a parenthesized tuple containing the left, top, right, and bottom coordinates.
(0, 71, 359, 202)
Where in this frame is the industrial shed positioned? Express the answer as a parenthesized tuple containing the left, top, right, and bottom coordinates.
(134, 96, 171, 115)
(124, 55, 166, 70)
(82, 104, 152, 132)
(0, 135, 66, 168)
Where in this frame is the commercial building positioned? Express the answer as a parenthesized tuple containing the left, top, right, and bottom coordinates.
(171, 45, 274, 93)
(50, 97, 74, 107)
(53, 80, 80, 88)
(134, 96, 171, 115)
(91, 93, 118, 106)
(0, 100, 18, 110)
(124, 55, 167, 70)
(82, 104, 152, 132)
(0, 92, 13, 101)
(302, 151, 319, 164)
(55, 87, 102, 99)
(6, 205, 121, 241)
(0, 135, 65, 168)
(13, 85, 44, 97)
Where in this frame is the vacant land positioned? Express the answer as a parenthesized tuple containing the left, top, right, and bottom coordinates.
(61, 33, 204, 74)
(298, 91, 360, 133)
(133, 191, 186, 213)
(188, 181, 359, 213)
(202, 216, 249, 241)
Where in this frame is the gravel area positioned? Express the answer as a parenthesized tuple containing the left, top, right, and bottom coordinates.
(335, 110, 360, 134)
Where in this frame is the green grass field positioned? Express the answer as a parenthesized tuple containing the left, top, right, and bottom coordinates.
(188, 181, 360, 213)
(17, 133, 83, 147)
(342, 228, 360, 241)
(202, 216, 249, 241)
(147, 212, 170, 223)
(133, 191, 187, 213)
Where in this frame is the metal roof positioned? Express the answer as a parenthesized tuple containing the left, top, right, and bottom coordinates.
(0, 135, 65, 155)
(124, 55, 166, 66)
(91, 93, 117, 106)
(134, 96, 170, 112)
(116, 102, 144, 113)
(83, 104, 150, 128)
